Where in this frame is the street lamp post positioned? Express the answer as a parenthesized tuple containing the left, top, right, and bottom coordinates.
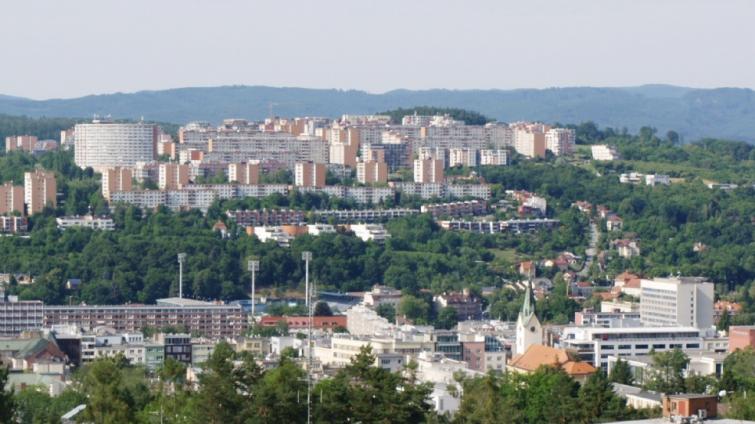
(248, 259, 259, 319)
(301, 251, 312, 308)
(177, 253, 187, 299)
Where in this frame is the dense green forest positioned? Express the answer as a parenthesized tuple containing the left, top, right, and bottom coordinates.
(377, 106, 492, 125)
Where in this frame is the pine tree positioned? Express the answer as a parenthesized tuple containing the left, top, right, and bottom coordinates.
(0, 365, 16, 423)
(609, 358, 635, 385)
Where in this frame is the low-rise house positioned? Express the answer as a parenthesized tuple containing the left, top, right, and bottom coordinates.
(606, 215, 623, 231)
(612, 383, 662, 410)
(56, 215, 115, 231)
(349, 224, 390, 243)
(363, 285, 402, 308)
(612, 239, 640, 258)
(434, 289, 483, 321)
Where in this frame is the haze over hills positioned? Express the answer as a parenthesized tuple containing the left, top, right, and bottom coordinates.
(1, 84, 755, 142)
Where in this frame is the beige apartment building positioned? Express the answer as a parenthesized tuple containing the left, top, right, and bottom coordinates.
(356, 160, 388, 184)
(5, 135, 38, 153)
(101, 167, 133, 200)
(158, 164, 190, 190)
(228, 161, 260, 185)
(327, 127, 361, 168)
(414, 158, 444, 183)
(512, 124, 548, 158)
(24, 170, 56, 214)
(295, 162, 326, 188)
(0, 182, 25, 215)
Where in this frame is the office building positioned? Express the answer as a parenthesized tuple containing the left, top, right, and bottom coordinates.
(74, 120, 157, 171)
(295, 162, 326, 188)
(228, 161, 260, 185)
(356, 160, 388, 184)
(101, 167, 132, 200)
(414, 158, 444, 183)
(561, 326, 709, 369)
(0, 182, 24, 215)
(159, 164, 190, 190)
(24, 170, 56, 214)
(640, 277, 714, 329)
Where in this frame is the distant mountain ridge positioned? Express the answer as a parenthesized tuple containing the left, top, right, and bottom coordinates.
(1, 85, 754, 142)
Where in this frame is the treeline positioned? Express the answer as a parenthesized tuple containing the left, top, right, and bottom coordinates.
(377, 106, 492, 125)
(4, 210, 586, 305)
(0, 114, 80, 146)
(0, 344, 670, 424)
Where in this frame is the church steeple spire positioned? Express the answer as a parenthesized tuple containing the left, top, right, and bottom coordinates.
(521, 279, 536, 318)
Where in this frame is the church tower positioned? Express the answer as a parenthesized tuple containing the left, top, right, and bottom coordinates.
(515, 279, 543, 356)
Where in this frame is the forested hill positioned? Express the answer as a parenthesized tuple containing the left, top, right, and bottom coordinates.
(2, 85, 755, 142)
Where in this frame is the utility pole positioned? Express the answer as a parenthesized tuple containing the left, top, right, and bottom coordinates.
(302, 251, 313, 424)
(177, 253, 187, 299)
(248, 259, 259, 321)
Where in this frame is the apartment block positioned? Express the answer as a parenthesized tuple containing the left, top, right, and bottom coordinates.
(295, 162, 326, 188)
(448, 148, 478, 167)
(414, 158, 444, 183)
(101, 167, 133, 200)
(512, 123, 547, 158)
(159, 163, 190, 190)
(0, 296, 44, 337)
(479, 149, 508, 166)
(5, 135, 38, 153)
(24, 170, 56, 214)
(328, 127, 360, 168)
(545, 128, 575, 156)
(0, 182, 24, 215)
(356, 160, 388, 184)
(74, 121, 157, 171)
(640, 277, 714, 329)
(228, 161, 260, 185)
(0, 216, 28, 233)
(44, 298, 246, 339)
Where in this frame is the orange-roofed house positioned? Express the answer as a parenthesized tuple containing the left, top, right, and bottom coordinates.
(519, 261, 535, 279)
(507, 344, 597, 384)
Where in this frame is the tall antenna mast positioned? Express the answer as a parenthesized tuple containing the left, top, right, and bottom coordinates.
(302, 251, 313, 424)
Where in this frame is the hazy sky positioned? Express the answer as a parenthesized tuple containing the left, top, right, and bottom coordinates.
(2, 0, 754, 99)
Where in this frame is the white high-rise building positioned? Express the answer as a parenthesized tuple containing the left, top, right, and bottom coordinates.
(480, 149, 508, 166)
(545, 128, 575, 156)
(74, 121, 157, 172)
(640, 277, 714, 329)
(448, 148, 478, 167)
